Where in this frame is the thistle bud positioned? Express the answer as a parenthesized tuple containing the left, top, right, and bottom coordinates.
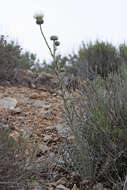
(34, 13, 44, 25)
(36, 19, 44, 25)
(50, 35, 58, 41)
(55, 41, 60, 46)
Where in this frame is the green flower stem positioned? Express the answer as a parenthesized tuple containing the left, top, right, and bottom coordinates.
(53, 40, 56, 58)
(52, 40, 56, 69)
(39, 20, 73, 131)
(39, 25, 54, 58)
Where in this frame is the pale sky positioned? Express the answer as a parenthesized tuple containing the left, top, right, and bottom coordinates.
(0, 0, 125, 62)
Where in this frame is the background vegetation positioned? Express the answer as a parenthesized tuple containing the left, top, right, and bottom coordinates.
(0, 35, 41, 81)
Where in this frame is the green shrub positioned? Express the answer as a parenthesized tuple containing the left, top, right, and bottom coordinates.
(61, 66, 127, 188)
(0, 126, 37, 190)
(119, 43, 127, 65)
(0, 35, 38, 81)
(77, 41, 121, 79)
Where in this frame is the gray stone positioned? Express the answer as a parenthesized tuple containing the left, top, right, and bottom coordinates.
(39, 144, 49, 153)
(56, 177, 69, 186)
(48, 188, 54, 190)
(32, 100, 45, 108)
(45, 126, 56, 131)
(22, 127, 32, 139)
(10, 107, 22, 114)
(92, 183, 103, 190)
(42, 110, 51, 119)
(24, 97, 51, 109)
(42, 104, 51, 110)
(67, 136, 75, 143)
(56, 123, 72, 136)
(49, 152, 56, 159)
(43, 135, 52, 142)
(56, 184, 70, 190)
(0, 97, 17, 109)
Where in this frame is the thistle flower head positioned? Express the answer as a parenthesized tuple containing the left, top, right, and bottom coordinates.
(55, 41, 60, 46)
(50, 35, 58, 41)
(34, 12, 44, 25)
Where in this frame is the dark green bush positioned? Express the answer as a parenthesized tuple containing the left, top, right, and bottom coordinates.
(119, 43, 127, 65)
(0, 35, 38, 81)
(77, 41, 121, 79)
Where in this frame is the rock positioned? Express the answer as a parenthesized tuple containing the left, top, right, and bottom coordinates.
(0, 80, 11, 87)
(52, 93, 57, 96)
(26, 98, 49, 109)
(56, 177, 69, 186)
(43, 135, 52, 142)
(48, 182, 57, 189)
(10, 107, 22, 114)
(40, 104, 51, 119)
(80, 179, 90, 186)
(24, 97, 34, 104)
(42, 104, 51, 110)
(72, 184, 78, 190)
(67, 136, 75, 144)
(56, 123, 72, 136)
(45, 126, 56, 132)
(54, 174, 62, 182)
(92, 183, 103, 190)
(30, 92, 41, 99)
(55, 123, 65, 133)
(36, 86, 48, 91)
(12, 68, 36, 88)
(49, 152, 56, 159)
(38, 144, 49, 154)
(35, 72, 54, 84)
(24, 69, 35, 79)
(22, 127, 32, 139)
(32, 100, 45, 108)
(48, 187, 54, 190)
(56, 184, 70, 190)
(34, 72, 57, 89)
(42, 110, 52, 119)
(0, 97, 17, 109)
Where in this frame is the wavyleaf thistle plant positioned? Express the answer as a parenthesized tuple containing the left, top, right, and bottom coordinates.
(34, 13, 127, 187)
(34, 12, 71, 117)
